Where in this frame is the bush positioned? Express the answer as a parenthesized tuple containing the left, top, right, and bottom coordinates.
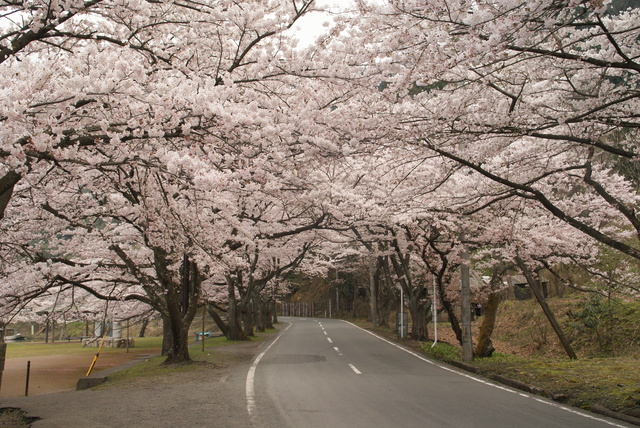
(567, 295, 640, 356)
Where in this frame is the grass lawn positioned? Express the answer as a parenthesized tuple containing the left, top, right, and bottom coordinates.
(98, 329, 278, 387)
(469, 352, 640, 413)
(5, 337, 163, 359)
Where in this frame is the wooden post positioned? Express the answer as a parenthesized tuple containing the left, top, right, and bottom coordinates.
(460, 242, 473, 362)
(25, 361, 31, 396)
(86, 326, 110, 376)
(369, 256, 378, 327)
(0, 342, 6, 394)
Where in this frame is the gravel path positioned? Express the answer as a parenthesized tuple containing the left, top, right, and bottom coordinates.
(0, 340, 268, 428)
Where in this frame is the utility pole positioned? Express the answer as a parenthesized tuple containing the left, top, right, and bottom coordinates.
(335, 268, 340, 314)
(369, 255, 378, 327)
(431, 276, 438, 348)
(458, 141, 473, 362)
(399, 286, 405, 338)
(460, 236, 473, 362)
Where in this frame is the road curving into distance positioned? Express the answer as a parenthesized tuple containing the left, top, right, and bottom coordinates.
(248, 317, 633, 428)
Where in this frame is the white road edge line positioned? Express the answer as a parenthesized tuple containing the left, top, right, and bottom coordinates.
(343, 320, 628, 428)
(246, 322, 291, 423)
(348, 363, 362, 375)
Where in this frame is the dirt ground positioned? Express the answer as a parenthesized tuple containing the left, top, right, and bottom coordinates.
(1, 347, 155, 398)
(0, 336, 274, 427)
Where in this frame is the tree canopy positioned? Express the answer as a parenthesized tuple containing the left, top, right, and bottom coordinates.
(1, 0, 638, 362)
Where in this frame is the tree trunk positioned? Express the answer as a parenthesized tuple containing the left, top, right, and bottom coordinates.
(163, 312, 191, 365)
(270, 300, 278, 325)
(0, 170, 20, 220)
(226, 282, 248, 341)
(206, 305, 229, 338)
(138, 318, 149, 338)
(516, 257, 577, 360)
(0, 326, 6, 394)
(161, 315, 172, 357)
(265, 300, 275, 329)
(475, 292, 500, 357)
(254, 298, 266, 333)
(378, 256, 396, 328)
(242, 307, 255, 337)
(379, 294, 394, 328)
(160, 253, 201, 364)
(408, 298, 429, 341)
(159, 299, 193, 364)
(438, 282, 463, 346)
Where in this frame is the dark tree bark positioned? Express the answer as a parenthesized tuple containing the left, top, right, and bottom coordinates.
(161, 256, 200, 364)
(475, 265, 512, 358)
(407, 296, 430, 341)
(242, 307, 255, 337)
(138, 318, 149, 338)
(437, 277, 463, 345)
(516, 257, 578, 360)
(254, 298, 266, 333)
(226, 278, 248, 341)
(0, 170, 20, 220)
(475, 292, 499, 358)
(144, 250, 200, 364)
(161, 316, 172, 356)
(378, 256, 397, 328)
(265, 300, 275, 329)
(420, 229, 463, 347)
(269, 300, 278, 325)
(387, 235, 431, 341)
(206, 304, 229, 338)
(0, 326, 6, 394)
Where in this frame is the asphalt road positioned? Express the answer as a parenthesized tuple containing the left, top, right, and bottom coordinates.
(1, 318, 633, 427)
(249, 317, 632, 428)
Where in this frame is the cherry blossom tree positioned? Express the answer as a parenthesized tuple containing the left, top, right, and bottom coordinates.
(0, 0, 332, 362)
(0, 0, 319, 218)
(347, 0, 640, 267)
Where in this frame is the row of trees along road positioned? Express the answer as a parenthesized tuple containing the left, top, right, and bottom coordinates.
(1, 0, 639, 367)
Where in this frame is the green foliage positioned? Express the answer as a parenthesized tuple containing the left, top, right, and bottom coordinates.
(421, 342, 461, 361)
(475, 352, 523, 363)
(494, 296, 639, 358)
(567, 295, 640, 356)
(589, 244, 640, 297)
(569, 294, 614, 329)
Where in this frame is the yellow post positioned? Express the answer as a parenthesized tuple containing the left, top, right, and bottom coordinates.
(86, 326, 109, 376)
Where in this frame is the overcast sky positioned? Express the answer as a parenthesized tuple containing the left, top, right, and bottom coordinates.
(287, 0, 358, 47)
